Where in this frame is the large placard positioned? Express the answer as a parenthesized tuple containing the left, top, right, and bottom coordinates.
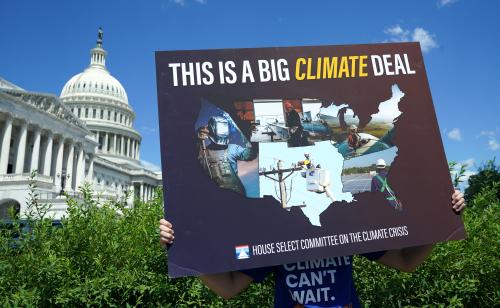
(155, 43, 466, 277)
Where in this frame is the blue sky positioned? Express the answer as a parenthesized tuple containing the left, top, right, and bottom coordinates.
(1, 0, 498, 181)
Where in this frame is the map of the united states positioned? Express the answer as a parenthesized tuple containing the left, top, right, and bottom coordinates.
(258, 85, 404, 226)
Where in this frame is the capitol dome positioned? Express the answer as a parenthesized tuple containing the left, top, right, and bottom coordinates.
(60, 66, 128, 104)
(60, 28, 142, 165)
(60, 30, 128, 106)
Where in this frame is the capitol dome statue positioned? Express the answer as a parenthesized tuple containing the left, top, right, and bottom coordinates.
(60, 28, 142, 166)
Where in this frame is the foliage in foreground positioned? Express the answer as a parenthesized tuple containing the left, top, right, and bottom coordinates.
(465, 159, 500, 205)
(354, 185, 499, 307)
(0, 184, 273, 307)
(0, 177, 498, 307)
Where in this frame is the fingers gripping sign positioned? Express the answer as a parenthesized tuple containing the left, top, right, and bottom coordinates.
(159, 218, 175, 247)
(452, 189, 466, 214)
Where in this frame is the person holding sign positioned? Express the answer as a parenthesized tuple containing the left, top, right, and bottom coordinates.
(159, 190, 465, 307)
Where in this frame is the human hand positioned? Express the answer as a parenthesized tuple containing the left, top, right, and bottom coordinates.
(452, 189, 466, 214)
(159, 218, 175, 247)
(197, 126, 209, 140)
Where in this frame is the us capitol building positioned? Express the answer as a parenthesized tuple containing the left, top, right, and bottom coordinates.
(0, 30, 162, 219)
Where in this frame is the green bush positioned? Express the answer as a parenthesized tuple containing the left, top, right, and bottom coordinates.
(354, 186, 500, 307)
(465, 159, 500, 205)
(0, 176, 498, 307)
(0, 183, 274, 307)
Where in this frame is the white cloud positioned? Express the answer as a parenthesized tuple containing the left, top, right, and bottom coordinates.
(479, 128, 500, 151)
(172, 0, 185, 6)
(384, 25, 410, 41)
(447, 128, 462, 141)
(461, 158, 475, 168)
(412, 28, 439, 53)
(488, 138, 500, 151)
(171, 0, 206, 5)
(438, 0, 458, 8)
(480, 130, 495, 137)
(384, 25, 438, 53)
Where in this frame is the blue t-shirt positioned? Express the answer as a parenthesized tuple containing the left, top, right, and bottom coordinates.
(241, 252, 385, 308)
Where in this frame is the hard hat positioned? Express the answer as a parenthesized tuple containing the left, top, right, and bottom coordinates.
(304, 152, 310, 157)
(207, 116, 230, 145)
(349, 124, 358, 130)
(376, 159, 386, 168)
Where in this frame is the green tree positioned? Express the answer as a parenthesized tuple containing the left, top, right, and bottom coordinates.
(465, 159, 500, 204)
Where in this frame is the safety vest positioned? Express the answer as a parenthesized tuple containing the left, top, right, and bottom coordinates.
(347, 132, 360, 148)
(374, 175, 402, 210)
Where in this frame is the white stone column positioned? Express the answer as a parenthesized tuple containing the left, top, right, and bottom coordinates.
(96, 131, 100, 149)
(65, 142, 74, 191)
(140, 183, 144, 201)
(15, 120, 28, 174)
(136, 142, 140, 160)
(54, 138, 64, 190)
(103, 132, 108, 153)
(86, 154, 94, 182)
(75, 145, 84, 189)
(127, 185, 135, 207)
(43, 131, 53, 176)
(121, 135, 125, 155)
(30, 126, 41, 173)
(127, 137, 131, 157)
(95, 131, 99, 139)
(113, 133, 117, 154)
(0, 115, 13, 174)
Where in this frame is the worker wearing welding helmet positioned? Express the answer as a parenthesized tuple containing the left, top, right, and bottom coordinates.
(197, 116, 256, 195)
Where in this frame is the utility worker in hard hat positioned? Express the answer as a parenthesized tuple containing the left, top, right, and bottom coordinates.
(197, 116, 256, 195)
(298, 152, 315, 178)
(371, 158, 403, 211)
(301, 152, 313, 169)
(347, 124, 361, 150)
(284, 102, 304, 147)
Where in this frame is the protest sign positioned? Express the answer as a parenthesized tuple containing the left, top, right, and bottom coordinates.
(155, 43, 466, 277)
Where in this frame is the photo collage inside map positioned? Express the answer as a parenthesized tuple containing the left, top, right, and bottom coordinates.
(194, 84, 405, 226)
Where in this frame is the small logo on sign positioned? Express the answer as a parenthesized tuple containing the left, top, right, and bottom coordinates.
(235, 245, 250, 259)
